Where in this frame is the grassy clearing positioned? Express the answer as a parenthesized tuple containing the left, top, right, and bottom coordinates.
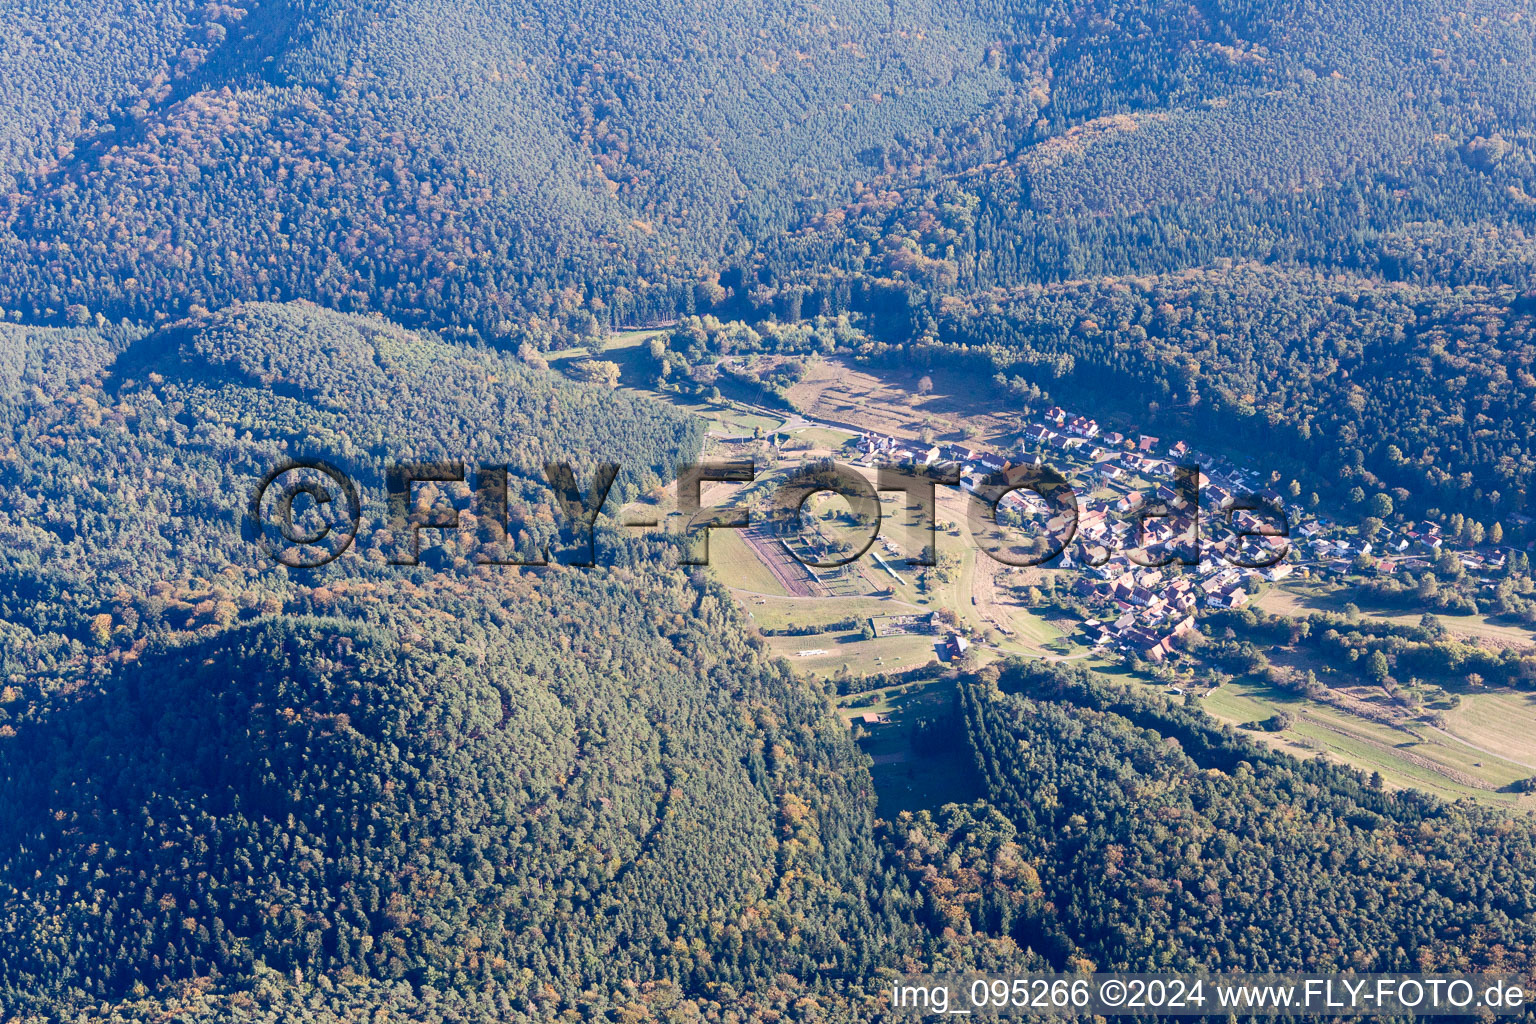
(605, 328, 667, 350)
(1199, 677, 1536, 807)
(633, 387, 781, 438)
(789, 426, 858, 451)
(548, 328, 666, 364)
(700, 405, 784, 437)
(990, 596, 1065, 649)
(765, 631, 941, 678)
(707, 529, 790, 597)
(867, 748, 980, 816)
(543, 345, 589, 364)
(784, 357, 1021, 450)
(1199, 678, 1285, 722)
(1084, 656, 1144, 683)
(1442, 691, 1536, 771)
(733, 594, 909, 632)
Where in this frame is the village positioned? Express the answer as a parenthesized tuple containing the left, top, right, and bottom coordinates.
(803, 399, 1519, 668)
(592, 334, 1536, 810)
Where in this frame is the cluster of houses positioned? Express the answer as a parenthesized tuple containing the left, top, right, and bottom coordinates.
(848, 420, 1297, 662)
(1287, 514, 1515, 577)
(1072, 560, 1263, 661)
(852, 420, 1302, 572)
(842, 397, 1522, 666)
(852, 431, 959, 468)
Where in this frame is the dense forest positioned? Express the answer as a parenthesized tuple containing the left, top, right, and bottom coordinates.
(0, 301, 699, 656)
(928, 265, 1536, 524)
(0, 303, 924, 1019)
(951, 662, 1536, 974)
(6, 0, 1536, 1019)
(1, 0, 1532, 336)
(866, 660, 1536, 1017)
(3, 0, 1535, 522)
(1, 585, 911, 1014)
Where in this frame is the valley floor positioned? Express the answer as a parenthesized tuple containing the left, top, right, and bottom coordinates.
(590, 338, 1536, 814)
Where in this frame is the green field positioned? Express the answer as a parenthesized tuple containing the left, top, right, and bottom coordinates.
(547, 327, 667, 363)
(736, 593, 915, 632)
(790, 426, 858, 451)
(765, 630, 941, 678)
(989, 596, 1068, 652)
(708, 529, 791, 597)
(1441, 691, 1536, 772)
(1200, 677, 1536, 806)
(699, 405, 785, 438)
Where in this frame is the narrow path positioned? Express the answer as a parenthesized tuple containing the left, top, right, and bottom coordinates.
(1302, 717, 1494, 791)
(1424, 724, 1536, 774)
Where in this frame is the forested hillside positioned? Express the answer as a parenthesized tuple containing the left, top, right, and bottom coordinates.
(0, 301, 699, 648)
(0, 302, 944, 1019)
(4, 0, 1535, 521)
(898, 661, 1536, 975)
(2, 0, 1530, 338)
(6, 0, 1536, 1019)
(1, 584, 906, 1013)
(921, 263, 1536, 525)
(0, 0, 1016, 336)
